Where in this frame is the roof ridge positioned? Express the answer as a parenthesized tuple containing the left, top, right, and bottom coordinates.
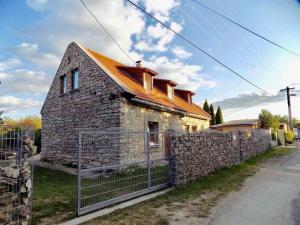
(85, 46, 127, 67)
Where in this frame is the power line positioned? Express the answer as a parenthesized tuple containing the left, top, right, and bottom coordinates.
(126, 0, 268, 94)
(190, 0, 300, 58)
(80, 0, 135, 64)
(185, 0, 269, 71)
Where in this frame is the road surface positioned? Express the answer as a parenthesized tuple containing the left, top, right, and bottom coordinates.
(205, 143, 300, 225)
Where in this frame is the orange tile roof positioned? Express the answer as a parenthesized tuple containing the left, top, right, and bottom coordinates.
(79, 44, 211, 119)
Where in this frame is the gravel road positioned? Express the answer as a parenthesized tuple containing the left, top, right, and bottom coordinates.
(201, 143, 300, 225)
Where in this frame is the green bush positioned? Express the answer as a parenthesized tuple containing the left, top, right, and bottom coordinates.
(285, 131, 295, 144)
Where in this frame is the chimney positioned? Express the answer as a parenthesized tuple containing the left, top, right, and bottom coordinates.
(136, 60, 142, 67)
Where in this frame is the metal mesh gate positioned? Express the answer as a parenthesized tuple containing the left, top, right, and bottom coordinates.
(77, 130, 171, 216)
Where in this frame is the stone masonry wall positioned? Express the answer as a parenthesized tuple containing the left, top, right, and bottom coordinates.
(170, 131, 236, 185)
(239, 129, 271, 160)
(120, 98, 210, 163)
(41, 42, 123, 166)
(170, 129, 271, 185)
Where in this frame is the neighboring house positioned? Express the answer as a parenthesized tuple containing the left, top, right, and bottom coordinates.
(211, 119, 261, 132)
(41, 42, 211, 165)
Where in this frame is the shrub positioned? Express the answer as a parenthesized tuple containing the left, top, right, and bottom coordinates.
(285, 131, 295, 144)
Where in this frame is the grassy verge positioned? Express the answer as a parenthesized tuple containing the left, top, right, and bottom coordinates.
(32, 167, 77, 225)
(32, 147, 294, 225)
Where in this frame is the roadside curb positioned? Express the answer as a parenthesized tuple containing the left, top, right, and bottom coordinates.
(59, 188, 172, 225)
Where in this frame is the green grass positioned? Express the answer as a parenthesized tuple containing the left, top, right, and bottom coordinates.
(32, 147, 295, 225)
(32, 167, 77, 225)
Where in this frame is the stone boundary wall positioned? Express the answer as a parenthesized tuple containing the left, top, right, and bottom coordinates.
(0, 136, 34, 225)
(169, 131, 236, 185)
(170, 129, 271, 185)
(239, 129, 271, 160)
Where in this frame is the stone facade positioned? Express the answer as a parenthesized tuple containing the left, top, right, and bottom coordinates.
(170, 129, 271, 185)
(41, 43, 123, 165)
(119, 98, 210, 163)
(41, 43, 210, 166)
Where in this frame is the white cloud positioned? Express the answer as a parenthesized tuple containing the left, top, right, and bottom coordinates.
(11, 43, 60, 70)
(143, 0, 180, 22)
(145, 56, 217, 91)
(0, 68, 51, 95)
(172, 46, 192, 59)
(0, 58, 21, 72)
(136, 22, 182, 52)
(147, 23, 167, 39)
(24, 0, 146, 64)
(0, 95, 42, 114)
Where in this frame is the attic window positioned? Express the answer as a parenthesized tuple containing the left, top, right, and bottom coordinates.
(167, 85, 174, 99)
(60, 75, 67, 94)
(71, 69, 79, 90)
(143, 73, 153, 90)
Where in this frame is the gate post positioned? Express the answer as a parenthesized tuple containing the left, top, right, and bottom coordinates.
(145, 131, 151, 189)
(77, 131, 82, 216)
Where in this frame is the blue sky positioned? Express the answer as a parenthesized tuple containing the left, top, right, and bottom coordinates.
(0, 0, 300, 121)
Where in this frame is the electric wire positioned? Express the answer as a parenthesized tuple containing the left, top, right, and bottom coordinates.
(126, 0, 268, 94)
(80, 0, 135, 64)
(190, 0, 300, 58)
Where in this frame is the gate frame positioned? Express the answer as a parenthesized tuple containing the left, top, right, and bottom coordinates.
(76, 130, 171, 216)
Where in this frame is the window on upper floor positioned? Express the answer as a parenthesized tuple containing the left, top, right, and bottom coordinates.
(144, 73, 153, 91)
(60, 75, 67, 94)
(148, 121, 159, 146)
(72, 69, 79, 90)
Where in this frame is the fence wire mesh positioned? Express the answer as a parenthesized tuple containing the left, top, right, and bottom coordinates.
(77, 130, 171, 216)
(0, 126, 34, 225)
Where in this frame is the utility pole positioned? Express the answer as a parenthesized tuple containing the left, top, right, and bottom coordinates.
(280, 86, 296, 130)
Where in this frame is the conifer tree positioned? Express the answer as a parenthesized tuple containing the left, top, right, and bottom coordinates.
(209, 104, 216, 125)
(203, 99, 210, 114)
(216, 106, 223, 125)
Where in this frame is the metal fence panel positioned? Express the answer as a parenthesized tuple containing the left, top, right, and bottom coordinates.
(77, 130, 170, 216)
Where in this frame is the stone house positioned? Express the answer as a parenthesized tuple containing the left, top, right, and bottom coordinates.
(41, 42, 211, 165)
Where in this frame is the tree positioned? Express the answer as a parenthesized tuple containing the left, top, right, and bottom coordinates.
(215, 106, 223, 125)
(209, 104, 216, 125)
(203, 99, 210, 114)
(259, 109, 278, 129)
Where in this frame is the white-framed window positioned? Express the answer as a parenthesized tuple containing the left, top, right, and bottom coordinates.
(167, 85, 174, 99)
(60, 74, 67, 94)
(143, 73, 153, 90)
(148, 121, 159, 146)
(72, 69, 79, 90)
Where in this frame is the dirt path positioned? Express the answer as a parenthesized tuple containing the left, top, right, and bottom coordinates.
(165, 144, 300, 225)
